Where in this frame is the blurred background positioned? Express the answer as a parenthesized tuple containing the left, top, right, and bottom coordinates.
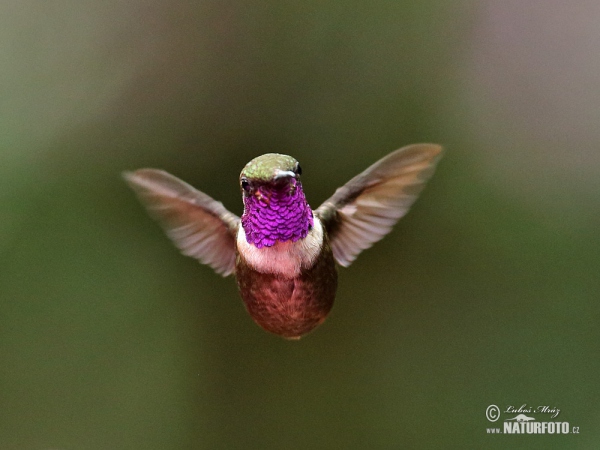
(1, 0, 599, 448)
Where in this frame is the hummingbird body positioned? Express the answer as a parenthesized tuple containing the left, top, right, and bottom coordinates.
(234, 154, 337, 338)
(235, 223, 337, 339)
(124, 144, 443, 339)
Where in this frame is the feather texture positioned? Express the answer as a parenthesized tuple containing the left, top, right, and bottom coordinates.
(123, 169, 240, 276)
(316, 144, 443, 267)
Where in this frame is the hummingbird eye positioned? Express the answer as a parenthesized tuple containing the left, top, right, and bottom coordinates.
(296, 164, 302, 176)
(241, 178, 251, 192)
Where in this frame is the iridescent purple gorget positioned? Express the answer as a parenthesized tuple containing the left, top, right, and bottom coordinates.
(241, 178, 314, 248)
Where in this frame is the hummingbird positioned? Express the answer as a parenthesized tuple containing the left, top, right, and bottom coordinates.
(124, 143, 443, 339)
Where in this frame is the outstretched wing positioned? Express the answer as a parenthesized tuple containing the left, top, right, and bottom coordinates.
(123, 169, 240, 276)
(315, 144, 443, 267)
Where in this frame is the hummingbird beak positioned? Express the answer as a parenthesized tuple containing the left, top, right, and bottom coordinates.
(274, 170, 296, 180)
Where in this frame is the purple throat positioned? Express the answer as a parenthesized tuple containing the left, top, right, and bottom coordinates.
(241, 180, 314, 248)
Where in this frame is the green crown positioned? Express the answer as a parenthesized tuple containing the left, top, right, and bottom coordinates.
(240, 153, 298, 181)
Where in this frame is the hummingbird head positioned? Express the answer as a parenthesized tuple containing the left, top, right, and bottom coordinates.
(240, 153, 313, 248)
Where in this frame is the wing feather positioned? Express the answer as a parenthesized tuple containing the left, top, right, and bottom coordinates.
(316, 144, 443, 267)
(123, 169, 240, 276)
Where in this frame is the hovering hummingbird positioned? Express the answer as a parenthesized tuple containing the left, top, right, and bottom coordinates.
(124, 143, 443, 339)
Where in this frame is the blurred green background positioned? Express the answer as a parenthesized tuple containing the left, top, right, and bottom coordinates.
(1, 1, 599, 449)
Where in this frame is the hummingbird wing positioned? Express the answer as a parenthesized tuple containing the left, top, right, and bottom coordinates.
(315, 144, 443, 267)
(123, 169, 240, 276)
